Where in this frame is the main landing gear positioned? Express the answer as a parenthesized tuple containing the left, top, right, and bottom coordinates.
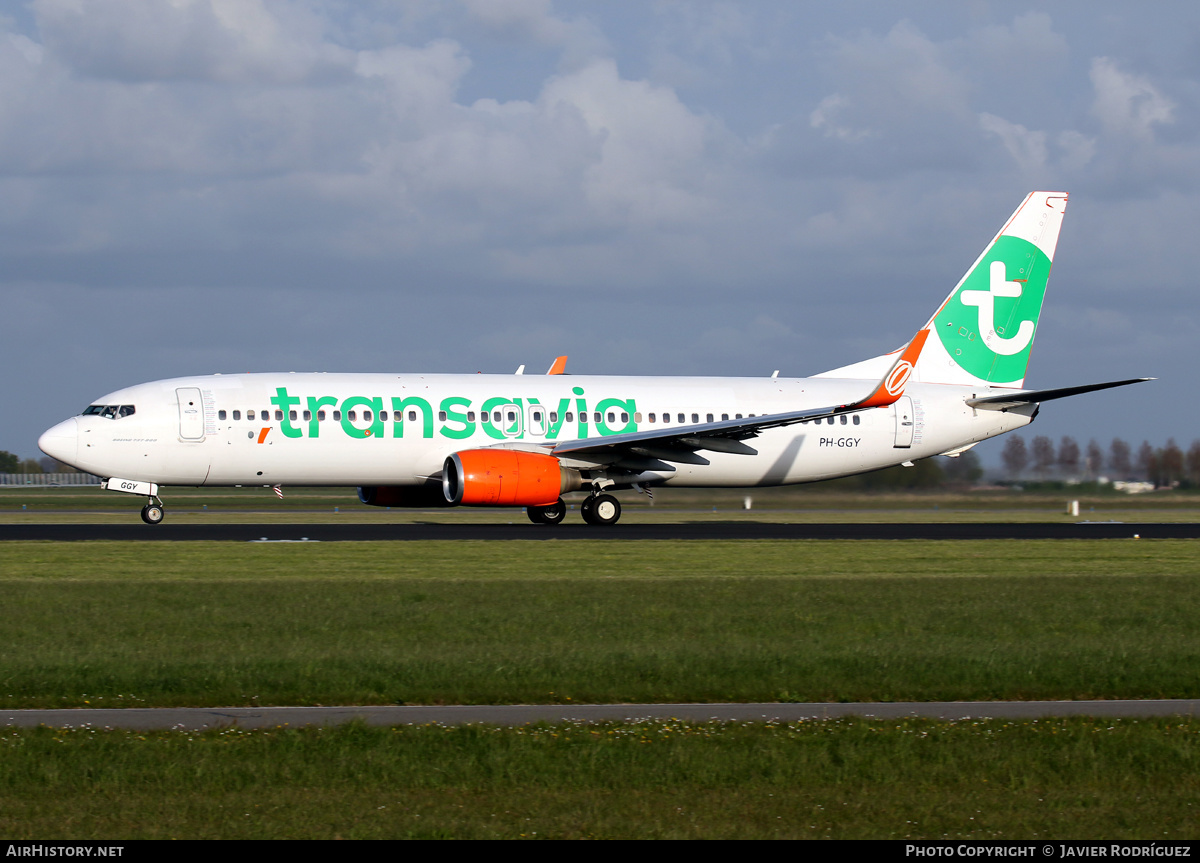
(526, 498, 567, 525)
(526, 492, 623, 526)
(581, 492, 621, 526)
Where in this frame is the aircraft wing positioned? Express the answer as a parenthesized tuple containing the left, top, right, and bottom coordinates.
(547, 330, 930, 469)
(965, 378, 1152, 411)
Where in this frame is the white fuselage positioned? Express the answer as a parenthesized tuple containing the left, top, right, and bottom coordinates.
(39, 372, 1032, 490)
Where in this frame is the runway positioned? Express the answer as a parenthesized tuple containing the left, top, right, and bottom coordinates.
(2, 521, 1198, 541)
(5, 700, 1199, 730)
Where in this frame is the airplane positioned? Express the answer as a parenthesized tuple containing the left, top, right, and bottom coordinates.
(38, 191, 1149, 526)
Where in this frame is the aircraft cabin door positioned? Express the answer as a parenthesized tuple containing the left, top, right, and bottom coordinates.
(893, 396, 915, 448)
(177, 387, 206, 441)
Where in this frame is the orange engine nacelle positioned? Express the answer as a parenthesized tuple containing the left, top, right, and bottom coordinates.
(443, 449, 581, 507)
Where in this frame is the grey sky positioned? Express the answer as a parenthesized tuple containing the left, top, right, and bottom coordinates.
(2, 1, 1196, 464)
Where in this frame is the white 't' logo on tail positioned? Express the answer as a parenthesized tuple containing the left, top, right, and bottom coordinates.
(960, 261, 1036, 356)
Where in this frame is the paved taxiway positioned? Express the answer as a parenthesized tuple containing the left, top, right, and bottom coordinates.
(3, 522, 1199, 541)
(6, 700, 1200, 730)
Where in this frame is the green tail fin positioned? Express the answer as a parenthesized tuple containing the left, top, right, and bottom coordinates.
(916, 191, 1068, 389)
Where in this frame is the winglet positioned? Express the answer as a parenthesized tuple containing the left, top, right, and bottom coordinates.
(846, 329, 930, 409)
(546, 356, 568, 375)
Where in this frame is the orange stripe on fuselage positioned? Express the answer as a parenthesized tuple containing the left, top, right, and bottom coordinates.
(257, 427, 270, 443)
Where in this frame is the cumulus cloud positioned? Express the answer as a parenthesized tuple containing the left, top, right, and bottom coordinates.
(459, 0, 608, 68)
(979, 113, 1047, 172)
(32, 0, 354, 83)
(817, 20, 973, 131)
(2, 2, 1198, 460)
(1090, 57, 1175, 140)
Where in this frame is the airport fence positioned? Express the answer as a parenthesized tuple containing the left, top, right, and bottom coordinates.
(0, 473, 102, 487)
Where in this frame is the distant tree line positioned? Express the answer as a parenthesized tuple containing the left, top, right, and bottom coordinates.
(0, 452, 72, 474)
(1000, 435, 1200, 487)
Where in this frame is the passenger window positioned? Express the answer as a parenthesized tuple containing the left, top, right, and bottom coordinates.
(303, 411, 311, 421)
(550, 412, 558, 423)
(691, 413, 699, 424)
(290, 411, 298, 421)
(467, 411, 476, 422)
(218, 410, 227, 420)
(233, 410, 241, 421)
(275, 410, 283, 421)
(706, 413, 713, 423)
(594, 412, 601, 423)
(380, 411, 388, 422)
(621, 412, 629, 423)
(348, 411, 357, 421)
(853, 415, 860, 425)
(677, 413, 685, 423)
(649, 413, 656, 423)
(363, 411, 372, 422)
(566, 412, 574, 422)
(438, 411, 447, 422)
(721, 414, 728, 421)
(333, 411, 342, 421)
(247, 410, 256, 421)
(607, 412, 615, 423)
(317, 411, 325, 421)
(411, 411, 420, 422)
(840, 415, 847, 425)
(827, 417, 835, 425)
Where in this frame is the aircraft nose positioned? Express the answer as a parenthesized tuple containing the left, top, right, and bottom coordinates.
(38, 418, 79, 467)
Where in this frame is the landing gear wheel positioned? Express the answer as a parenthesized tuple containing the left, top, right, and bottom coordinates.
(581, 493, 621, 526)
(527, 498, 567, 526)
(141, 503, 165, 525)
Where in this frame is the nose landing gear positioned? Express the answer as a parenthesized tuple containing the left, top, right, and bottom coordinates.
(140, 498, 165, 525)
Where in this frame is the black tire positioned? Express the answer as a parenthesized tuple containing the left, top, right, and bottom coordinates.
(527, 498, 567, 525)
(141, 504, 164, 525)
(582, 493, 620, 526)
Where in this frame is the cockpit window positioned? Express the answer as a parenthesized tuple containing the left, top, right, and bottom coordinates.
(82, 404, 135, 419)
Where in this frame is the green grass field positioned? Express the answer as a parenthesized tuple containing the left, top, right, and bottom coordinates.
(3, 522, 1199, 838)
(4, 718, 1200, 839)
(3, 539, 1199, 708)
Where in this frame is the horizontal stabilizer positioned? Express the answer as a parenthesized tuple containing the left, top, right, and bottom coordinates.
(966, 378, 1153, 411)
